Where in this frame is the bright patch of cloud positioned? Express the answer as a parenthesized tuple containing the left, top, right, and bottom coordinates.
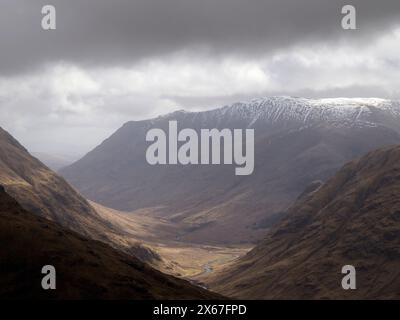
(1, 28, 400, 155)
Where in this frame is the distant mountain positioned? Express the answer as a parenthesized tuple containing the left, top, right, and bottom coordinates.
(60, 97, 400, 244)
(0, 186, 220, 299)
(210, 145, 400, 299)
(32, 152, 77, 171)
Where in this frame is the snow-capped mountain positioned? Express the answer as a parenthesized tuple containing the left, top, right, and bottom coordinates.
(60, 97, 400, 245)
(223, 97, 400, 123)
(160, 97, 400, 130)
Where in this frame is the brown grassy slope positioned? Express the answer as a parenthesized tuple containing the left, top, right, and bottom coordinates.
(0, 127, 165, 265)
(0, 187, 221, 299)
(92, 201, 250, 278)
(210, 145, 400, 299)
(0, 128, 248, 277)
(0, 127, 110, 238)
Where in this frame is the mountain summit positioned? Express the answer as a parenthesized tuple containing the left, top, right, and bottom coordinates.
(217, 97, 399, 127)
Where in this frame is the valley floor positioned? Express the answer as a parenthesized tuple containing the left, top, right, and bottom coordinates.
(157, 243, 250, 280)
(91, 201, 252, 282)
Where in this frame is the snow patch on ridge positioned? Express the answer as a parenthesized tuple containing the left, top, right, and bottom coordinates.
(150, 96, 400, 130)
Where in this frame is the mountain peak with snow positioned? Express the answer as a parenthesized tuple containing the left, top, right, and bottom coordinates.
(214, 96, 400, 128)
(145, 96, 400, 132)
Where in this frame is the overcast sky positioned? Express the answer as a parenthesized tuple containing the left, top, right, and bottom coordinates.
(1, 0, 400, 156)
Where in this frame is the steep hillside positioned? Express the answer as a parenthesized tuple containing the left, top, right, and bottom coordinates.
(0, 127, 106, 237)
(60, 97, 400, 244)
(0, 186, 220, 299)
(210, 145, 400, 299)
(0, 127, 168, 265)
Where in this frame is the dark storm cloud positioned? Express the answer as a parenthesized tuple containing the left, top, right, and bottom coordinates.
(1, 0, 400, 75)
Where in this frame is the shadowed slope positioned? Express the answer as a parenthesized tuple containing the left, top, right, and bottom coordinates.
(210, 145, 400, 299)
(0, 127, 167, 265)
(0, 187, 221, 299)
(0, 127, 109, 238)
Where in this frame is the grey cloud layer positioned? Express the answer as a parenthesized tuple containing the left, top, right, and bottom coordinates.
(1, 0, 400, 74)
(1, 0, 400, 156)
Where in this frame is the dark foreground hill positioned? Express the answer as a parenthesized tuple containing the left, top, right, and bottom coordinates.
(0, 186, 221, 299)
(0, 127, 110, 238)
(210, 145, 400, 299)
(0, 127, 167, 265)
